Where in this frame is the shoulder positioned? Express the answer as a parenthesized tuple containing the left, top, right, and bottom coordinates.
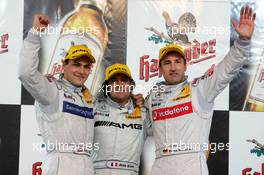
(146, 81, 166, 96)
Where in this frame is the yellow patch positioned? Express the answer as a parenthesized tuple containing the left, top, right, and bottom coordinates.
(126, 107, 142, 119)
(82, 87, 93, 105)
(171, 85, 191, 102)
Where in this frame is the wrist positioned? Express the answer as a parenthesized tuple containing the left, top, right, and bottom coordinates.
(239, 36, 251, 41)
(29, 27, 46, 37)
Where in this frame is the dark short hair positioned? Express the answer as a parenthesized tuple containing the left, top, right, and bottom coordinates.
(63, 59, 70, 65)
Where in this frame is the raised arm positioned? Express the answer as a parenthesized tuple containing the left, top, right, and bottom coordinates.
(195, 5, 256, 103)
(18, 14, 58, 106)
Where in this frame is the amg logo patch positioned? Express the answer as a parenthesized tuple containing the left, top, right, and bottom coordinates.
(94, 121, 142, 130)
(63, 101, 93, 119)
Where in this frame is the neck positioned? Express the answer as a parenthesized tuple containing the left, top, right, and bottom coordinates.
(165, 76, 187, 85)
(165, 80, 184, 86)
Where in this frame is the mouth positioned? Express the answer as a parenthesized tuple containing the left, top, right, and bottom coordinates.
(169, 72, 178, 77)
(74, 75, 86, 81)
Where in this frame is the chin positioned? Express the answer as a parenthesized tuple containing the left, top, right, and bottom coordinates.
(166, 79, 181, 85)
(72, 81, 83, 87)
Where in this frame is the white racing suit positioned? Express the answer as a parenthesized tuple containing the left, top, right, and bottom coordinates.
(145, 39, 250, 175)
(93, 95, 151, 175)
(18, 31, 95, 175)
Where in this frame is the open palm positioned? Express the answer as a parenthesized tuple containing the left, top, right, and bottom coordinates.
(232, 5, 256, 40)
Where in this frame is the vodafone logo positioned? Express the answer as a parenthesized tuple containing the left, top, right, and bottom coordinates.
(152, 102, 193, 121)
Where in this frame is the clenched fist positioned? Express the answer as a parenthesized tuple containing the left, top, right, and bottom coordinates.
(32, 14, 50, 32)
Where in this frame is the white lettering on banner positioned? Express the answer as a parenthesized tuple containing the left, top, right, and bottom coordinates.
(152, 102, 193, 121)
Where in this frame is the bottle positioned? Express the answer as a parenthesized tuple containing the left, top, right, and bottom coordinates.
(40, 0, 109, 95)
(243, 49, 264, 112)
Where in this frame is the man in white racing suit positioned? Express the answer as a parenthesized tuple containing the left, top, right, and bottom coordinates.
(145, 5, 256, 175)
(18, 14, 95, 175)
(93, 64, 151, 175)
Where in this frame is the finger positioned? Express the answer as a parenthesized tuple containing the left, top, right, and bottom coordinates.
(245, 4, 249, 19)
(43, 15, 50, 24)
(136, 104, 143, 108)
(137, 98, 144, 104)
(249, 7, 252, 20)
(40, 18, 49, 25)
(137, 99, 144, 104)
(135, 101, 144, 106)
(231, 20, 238, 30)
(240, 6, 245, 21)
(231, 20, 241, 35)
(133, 93, 143, 99)
(136, 94, 143, 98)
(135, 101, 143, 107)
(38, 14, 49, 24)
(44, 20, 50, 26)
(252, 13, 256, 21)
(130, 93, 136, 99)
(135, 97, 144, 103)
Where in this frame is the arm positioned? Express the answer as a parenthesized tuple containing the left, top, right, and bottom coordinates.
(144, 94, 153, 137)
(144, 109, 153, 137)
(18, 14, 58, 106)
(195, 5, 256, 103)
(196, 38, 251, 103)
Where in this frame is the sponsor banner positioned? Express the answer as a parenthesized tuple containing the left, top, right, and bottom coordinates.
(229, 111, 264, 175)
(0, 0, 23, 104)
(127, 0, 230, 110)
(0, 33, 8, 54)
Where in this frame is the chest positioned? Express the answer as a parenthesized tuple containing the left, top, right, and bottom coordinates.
(150, 85, 194, 122)
(60, 89, 94, 119)
(94, 103, 144, 131)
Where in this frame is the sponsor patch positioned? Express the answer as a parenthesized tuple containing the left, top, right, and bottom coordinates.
(151, 102, 161, 107)
(63, 92, 76, 102)
(126, 107, 142, 120)
(152, 102, 193, 121)
(94, 121, 142, 130)
(63, 101, 93, 119)
(94, 111, 109, 117)
(171, 85, 191, 101)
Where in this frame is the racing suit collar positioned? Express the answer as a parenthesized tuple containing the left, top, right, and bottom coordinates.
(159, 78, 189, 92)
(60, 78, 83, 94)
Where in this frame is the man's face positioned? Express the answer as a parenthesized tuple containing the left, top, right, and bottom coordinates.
(107, 73, 132, 104)
(159, 52, 187, 85)
(63, 57, 93, 86)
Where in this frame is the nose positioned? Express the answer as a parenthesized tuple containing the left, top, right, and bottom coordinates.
(170, 62, 177, 71)
(79, 66, 85, 74)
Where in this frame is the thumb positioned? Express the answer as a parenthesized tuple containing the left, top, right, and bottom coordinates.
(130, 93, 136, 99)
(231, 20, 240, 34)
(231, 19, 239, 33)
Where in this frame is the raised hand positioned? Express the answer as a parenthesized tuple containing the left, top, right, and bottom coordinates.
(33, 14, 50, 32)
(231, 5, 256, 40)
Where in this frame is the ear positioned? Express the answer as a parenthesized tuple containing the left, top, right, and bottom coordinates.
(159, 66, 164, 76)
